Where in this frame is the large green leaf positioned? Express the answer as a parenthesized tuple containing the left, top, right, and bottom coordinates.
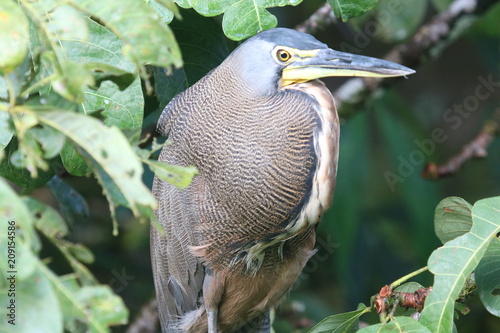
(434, 197, 473, 244)
(67, 0, 182, 72)
(59, 17, 145, 173)
(475, 238, 500, 317)
(328, 0, 378, 22)
(83, 78, 144, 141)
(358, 316, 432, 333)
(420, 197, 500, 333)
(36, 111, 156, 217)
(181, 0, 302, 40)
(61, 17, 136, 74)
(0, 1, 29, 74)
(308, 304, 369, 333)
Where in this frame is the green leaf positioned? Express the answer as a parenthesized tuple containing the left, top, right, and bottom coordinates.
(0, 138, 56, 188)
(0, 110, 14, 150)
(47, 175, 89, 222)
(186, 0, 302, 41)
(375, 0, 426, 42)
(144, 160, 198, 189)
(13, 129, 49, 177)
(67, 243, 95, 264)
(0, 178, 40, 278)
(469, 2, 500, 37)
(30, 124, 66, 159)
(84, 78, 144, 143)
(75, 286, 128, 327)
(476, 238, 500, 317)
(61, 17, 145, 141)
(36, 111, 156, 216)
(46, 4, 89, 41)
(37, 261, 126, 332)
(52, 61, 95, 103)
(0, 0, 29, 74)
(23, 197, 68, 238)
(434, 197, 473, 244)
(358, 316, 432, 333)
(394, 282, 425, 293)
(61, 144, 91, 176)
(328, 0, 378, 22)
(221, 1, 277, 41)
(420, 197, 500, 333)
(0, 268, 63, 333)
(67, 0, 182, 73)
(21, 196, 98, 284)
(308, 304, 369, 333)
(84, 63, 135, 90)
(61, 17, 136, 74)
(56, 239, 98, 285)
(148, 0, 175, 23)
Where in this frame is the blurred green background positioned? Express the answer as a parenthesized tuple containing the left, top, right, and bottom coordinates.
(31, 0, 500, 332)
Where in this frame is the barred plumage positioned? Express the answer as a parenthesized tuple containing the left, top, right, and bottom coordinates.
(151, 27, 414, 333)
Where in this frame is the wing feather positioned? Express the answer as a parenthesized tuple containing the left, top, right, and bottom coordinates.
(151, 149, 204, 331)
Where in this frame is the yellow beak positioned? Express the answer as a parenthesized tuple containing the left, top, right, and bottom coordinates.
(282, 48, 415, 86)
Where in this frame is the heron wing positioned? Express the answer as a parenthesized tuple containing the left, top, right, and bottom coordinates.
(151, 146, 205, 331)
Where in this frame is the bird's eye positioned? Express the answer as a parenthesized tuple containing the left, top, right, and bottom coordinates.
(276, 49, 291, 62)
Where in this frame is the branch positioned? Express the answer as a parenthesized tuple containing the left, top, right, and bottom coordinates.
(374, 284, 433, 315)
(125, 298, 159, 333)
(332, 0, 497, 116)
(295, 3, 337, 35)
(422, 112, 499, 180)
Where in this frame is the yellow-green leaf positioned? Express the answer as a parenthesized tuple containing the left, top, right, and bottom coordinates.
(0, 1, 29, 74)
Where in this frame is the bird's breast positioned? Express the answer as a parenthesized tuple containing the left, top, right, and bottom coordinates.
(163, 75, 338, 272)
(285, 80, 339, 227)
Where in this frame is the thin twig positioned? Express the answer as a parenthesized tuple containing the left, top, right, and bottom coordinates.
(390, 266, 429, 289)
(295, 2, 337, 35)
(422, 113, 499, 180)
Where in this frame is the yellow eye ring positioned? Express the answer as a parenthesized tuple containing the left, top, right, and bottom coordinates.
(276, 49, 291, 62)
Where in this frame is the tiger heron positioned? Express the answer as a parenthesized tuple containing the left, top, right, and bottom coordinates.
(151, 28, 414, 333)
